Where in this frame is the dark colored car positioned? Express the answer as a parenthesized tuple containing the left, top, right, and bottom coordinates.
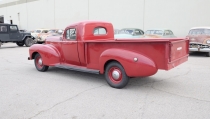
(0, 23, 35, 48)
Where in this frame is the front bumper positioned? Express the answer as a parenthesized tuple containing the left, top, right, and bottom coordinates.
(189, 48, 210, 52)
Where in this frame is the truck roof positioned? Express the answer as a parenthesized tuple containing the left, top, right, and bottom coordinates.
(190, 27, 210, 29)
(66, 20, 112, 28)
(0, 23, 16, 26)
(64, 20, 114, 41)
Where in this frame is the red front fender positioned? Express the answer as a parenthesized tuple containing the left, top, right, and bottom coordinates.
(29, 44, 61, 66)
(99, 49, 158, 77)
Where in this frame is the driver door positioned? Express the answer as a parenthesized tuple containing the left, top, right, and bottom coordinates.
(61, 27, 80, 65)
(9, 25, 21, 41)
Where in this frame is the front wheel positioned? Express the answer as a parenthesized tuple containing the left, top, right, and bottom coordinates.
(25, 38, 34, 47)
(16, 42, 24, 46)
(105, 61, 129, 89)
(34, 53, 49, 72)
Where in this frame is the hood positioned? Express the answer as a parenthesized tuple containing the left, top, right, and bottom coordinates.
(187, 35, 210, 46)
(45, 36, 63, 43)
(21, 32, 31, 36)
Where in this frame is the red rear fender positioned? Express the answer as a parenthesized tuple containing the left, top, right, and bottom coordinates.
(99, 49, 158, 77)
(29, 44, 61, 66)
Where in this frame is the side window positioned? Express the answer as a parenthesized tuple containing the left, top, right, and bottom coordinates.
(93, 27, 107, 35)
(164, 30, 170, 36)
(10, 25, 18, 32)
(42, 30, 48, 33)
(0, 26, 7, 32)
(135, 30, 141, 35)
(169, 30, 174, 35)
(135, 30, 144, 35)
(66, 28, 76, 40)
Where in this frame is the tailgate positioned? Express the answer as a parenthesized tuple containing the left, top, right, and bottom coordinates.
(167, 39, 189, 70)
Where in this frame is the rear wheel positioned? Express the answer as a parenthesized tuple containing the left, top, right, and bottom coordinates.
(105, 61, 129, 89)
(25, 38, 34, 47)
(16, 42, 24, 46)
(206, 52, 210, 57)
(34, 53, 49, 72)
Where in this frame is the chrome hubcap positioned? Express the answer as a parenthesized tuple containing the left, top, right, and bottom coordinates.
(38, 58, 42, 65)
(112, 70, 120, 80)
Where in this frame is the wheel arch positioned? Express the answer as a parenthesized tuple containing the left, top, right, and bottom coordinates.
(32, 52, 39, 59)
(104, 59, 123, 72)
(29, 44, 61, 66)
(99, 48, 158, 77)
(22, 35, 35, 41)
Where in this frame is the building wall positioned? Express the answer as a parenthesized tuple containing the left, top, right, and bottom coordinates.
(0, 0, 210, 37)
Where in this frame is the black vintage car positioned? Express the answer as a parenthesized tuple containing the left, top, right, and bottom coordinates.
(0, 23, 35, 48)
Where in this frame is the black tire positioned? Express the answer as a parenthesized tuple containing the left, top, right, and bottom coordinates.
(206, 52, 210, 57)
(105, 61, 129, 89)
(25, 38, 34, 47)
(16, 42, 24, 46)
(34, 53, 49, 72)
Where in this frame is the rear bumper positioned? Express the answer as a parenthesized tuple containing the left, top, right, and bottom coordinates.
(189, 48, 210, 52)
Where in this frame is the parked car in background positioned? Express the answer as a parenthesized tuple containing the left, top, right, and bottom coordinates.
(186, 27, 210, 57)
(36, 29, 63, 43)
(0, 23, 35, 47)
(31, 29, 49, 39)
(144, 29, 176, 38)
(114, 28, 144, 38)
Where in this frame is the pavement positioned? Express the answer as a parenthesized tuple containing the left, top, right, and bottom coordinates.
(0, 43, 210, 119)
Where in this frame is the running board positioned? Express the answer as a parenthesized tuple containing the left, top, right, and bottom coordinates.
(55, 65, 100, 74)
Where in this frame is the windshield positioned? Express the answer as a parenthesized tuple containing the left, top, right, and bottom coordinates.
(34, 30, 41, 33)
(119, 29, 134, 34)
(189, 29, 210, 35)
(145, 30, 163, 35)
(48, 30, 56, 33)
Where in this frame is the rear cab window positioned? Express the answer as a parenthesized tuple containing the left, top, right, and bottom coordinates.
(93, 27, 107, 35)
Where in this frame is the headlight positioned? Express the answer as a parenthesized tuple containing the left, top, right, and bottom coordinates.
(207, 40, 210, 44)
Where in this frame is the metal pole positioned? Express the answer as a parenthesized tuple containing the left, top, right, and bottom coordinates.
(54, 0, 56, 28)
(143, 0, 145, 30)
(88, 0, 89, 20)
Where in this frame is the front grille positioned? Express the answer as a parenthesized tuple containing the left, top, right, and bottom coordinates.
(189, 43, 209, 48)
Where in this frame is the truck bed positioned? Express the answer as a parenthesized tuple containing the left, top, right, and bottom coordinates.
(84, 38, 189, 70)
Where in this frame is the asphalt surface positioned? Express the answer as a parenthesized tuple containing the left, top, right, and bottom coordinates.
(0, 43, 210, 119)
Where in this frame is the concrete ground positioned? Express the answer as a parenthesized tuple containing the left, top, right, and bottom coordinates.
(0, 43, 210, 119)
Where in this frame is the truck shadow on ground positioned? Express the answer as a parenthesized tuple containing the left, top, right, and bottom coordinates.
(46, 67, 158, 89)
(0, 46, 26, 49)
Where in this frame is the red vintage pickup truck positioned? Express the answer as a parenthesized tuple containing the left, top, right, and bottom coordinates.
(28, 21, 189, 88)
